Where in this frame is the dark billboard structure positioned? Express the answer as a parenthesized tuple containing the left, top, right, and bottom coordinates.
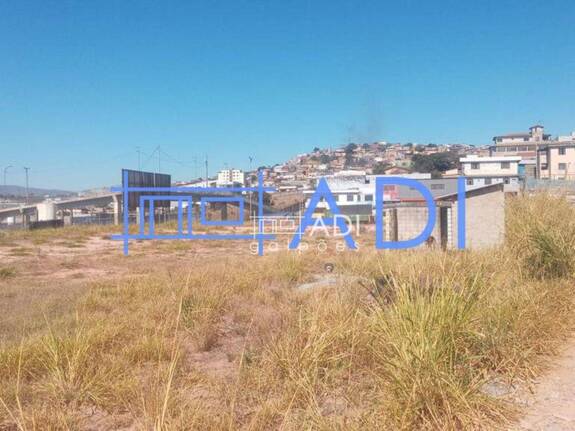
(121, 169, 171, 210)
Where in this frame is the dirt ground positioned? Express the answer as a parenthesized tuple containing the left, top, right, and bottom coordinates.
(0, 227, 249, 342)
(0, 224, 353, 343)
(513, 341, 575, 430)
(0, 226, 573, 429)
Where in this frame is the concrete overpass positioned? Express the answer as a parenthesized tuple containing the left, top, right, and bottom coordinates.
(0, 189, 281, 227)
(0, 192, 122, 224)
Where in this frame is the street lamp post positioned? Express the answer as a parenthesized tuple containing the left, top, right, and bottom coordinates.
(3, 165, 13, 187)
(24, 167, 30, 204)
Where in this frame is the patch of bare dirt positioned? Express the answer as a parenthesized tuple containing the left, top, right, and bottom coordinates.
(184, 315, 249, 382)
(514, 339, 575, 430)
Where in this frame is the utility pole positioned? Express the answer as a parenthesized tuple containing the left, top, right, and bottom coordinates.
(23, 167, 30, 204)
(136, 147, 142, 170)
(158, 145, 161, 173)
(205, 155, 209, 187)
(248, 156, 253, 219)
(3, 165, 13, 187)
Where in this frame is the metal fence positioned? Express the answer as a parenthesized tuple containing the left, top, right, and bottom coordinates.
(524, 178, 575, 192)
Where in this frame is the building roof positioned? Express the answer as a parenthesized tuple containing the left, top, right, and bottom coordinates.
(384, 166, 413, 174)
(492, 133, 551, 141)
(393, 179, 460, 201)
(537, 142, 575, 150)
(337, 204, 373, 216)
(461, 155, 521, 163)
(304, 178, 503, 207)
(493, 133, 531, 139)
(395, 179, 506, 202)
(438, 182, 504, 201)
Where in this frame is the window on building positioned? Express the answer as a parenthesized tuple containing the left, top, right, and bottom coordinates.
(430, 184, 445, 190)
(559, 163, 567, 171)
(471, 162, 480, 169)
(541, 163, 548, 170)
(346, 194, 354, 202)
(485, 178, 492, 185)
(501, 162, 510, 169)
(559, 147, 567, 155)
(364, 194, 373, 202)
(466, 178, 474, 186)
(504, 178, 510, 184)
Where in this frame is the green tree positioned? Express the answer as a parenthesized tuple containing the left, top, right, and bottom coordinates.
(372, 162, 391, 174)
(411, 152, 459, 177)
(344, 143, 358, 153)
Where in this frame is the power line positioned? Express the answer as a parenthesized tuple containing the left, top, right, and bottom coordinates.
(142, 147, 159, 168)
(30, 150, 135, 173)
(158, 148, 197, 167)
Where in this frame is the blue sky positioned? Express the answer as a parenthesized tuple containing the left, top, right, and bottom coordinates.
(1, 0, 574, 190)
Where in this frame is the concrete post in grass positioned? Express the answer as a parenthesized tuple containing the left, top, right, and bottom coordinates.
(112, 194, 120, 226)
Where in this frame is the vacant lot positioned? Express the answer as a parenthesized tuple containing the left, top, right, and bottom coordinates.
(1, 193, 574, 430)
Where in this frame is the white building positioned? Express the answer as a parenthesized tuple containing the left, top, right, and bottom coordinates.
(216, 169, 245, 187)
(459, 155, 521, 191)
(557, 132, 575, 143)
(303, 173, 432, 218)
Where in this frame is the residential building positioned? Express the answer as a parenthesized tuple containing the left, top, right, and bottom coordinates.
(490, 125, 551, 158)
(381, 166, 412, 175)
(304, 175, 453, 219)
(519, 159, 537, 180)
(536, 142, 575, 180)
(385, 182, 505, 250)
(459, 155, 521, 191)
(216, 169, 245, 186)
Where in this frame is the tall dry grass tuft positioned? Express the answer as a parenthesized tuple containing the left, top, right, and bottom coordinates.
(368, 266, 504, 429)
(507, 192, 575, 279)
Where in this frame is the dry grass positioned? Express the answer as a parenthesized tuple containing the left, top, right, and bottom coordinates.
(0, 193, 574, 430)
(506, 192, 575, 278)
(0, 267, 16, 279)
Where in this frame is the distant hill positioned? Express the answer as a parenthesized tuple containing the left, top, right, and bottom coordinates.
(0, 185, 74, 198)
